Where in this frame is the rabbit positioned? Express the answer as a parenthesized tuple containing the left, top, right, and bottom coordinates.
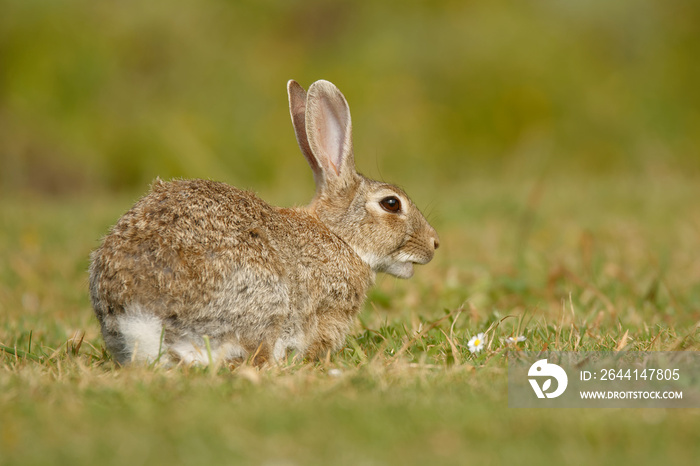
(89, 79, 439, 366)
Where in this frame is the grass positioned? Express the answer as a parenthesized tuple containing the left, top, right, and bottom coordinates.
(2, 171, 700, 465)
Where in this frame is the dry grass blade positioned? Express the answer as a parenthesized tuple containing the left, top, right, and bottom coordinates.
(616, 330, 630, 351)
(391, 308, 461, 361)
(440, 328, 462, 365)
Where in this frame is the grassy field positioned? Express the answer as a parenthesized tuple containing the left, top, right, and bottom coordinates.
(2, 172, 699, 465)
(3, 1, 700, 464)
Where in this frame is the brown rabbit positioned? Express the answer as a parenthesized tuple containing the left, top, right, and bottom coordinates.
(89, 80, 439, 366)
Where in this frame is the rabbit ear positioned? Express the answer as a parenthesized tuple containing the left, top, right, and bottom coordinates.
(304, 80, 356, 189)
(288, 80, 323, 186)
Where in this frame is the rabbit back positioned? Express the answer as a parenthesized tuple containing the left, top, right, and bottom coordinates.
(89, 178, 372, 364)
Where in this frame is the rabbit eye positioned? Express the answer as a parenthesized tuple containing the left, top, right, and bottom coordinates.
(380, 196, 401, 213)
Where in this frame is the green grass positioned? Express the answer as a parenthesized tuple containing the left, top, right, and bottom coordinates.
(2, 172, 700, 465)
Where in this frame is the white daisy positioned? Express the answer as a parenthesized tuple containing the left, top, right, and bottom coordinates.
(506, 335, 526, 344)
(467, 333, 486, 353)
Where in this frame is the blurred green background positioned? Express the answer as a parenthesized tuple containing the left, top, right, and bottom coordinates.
(1, 0, 699, 198)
